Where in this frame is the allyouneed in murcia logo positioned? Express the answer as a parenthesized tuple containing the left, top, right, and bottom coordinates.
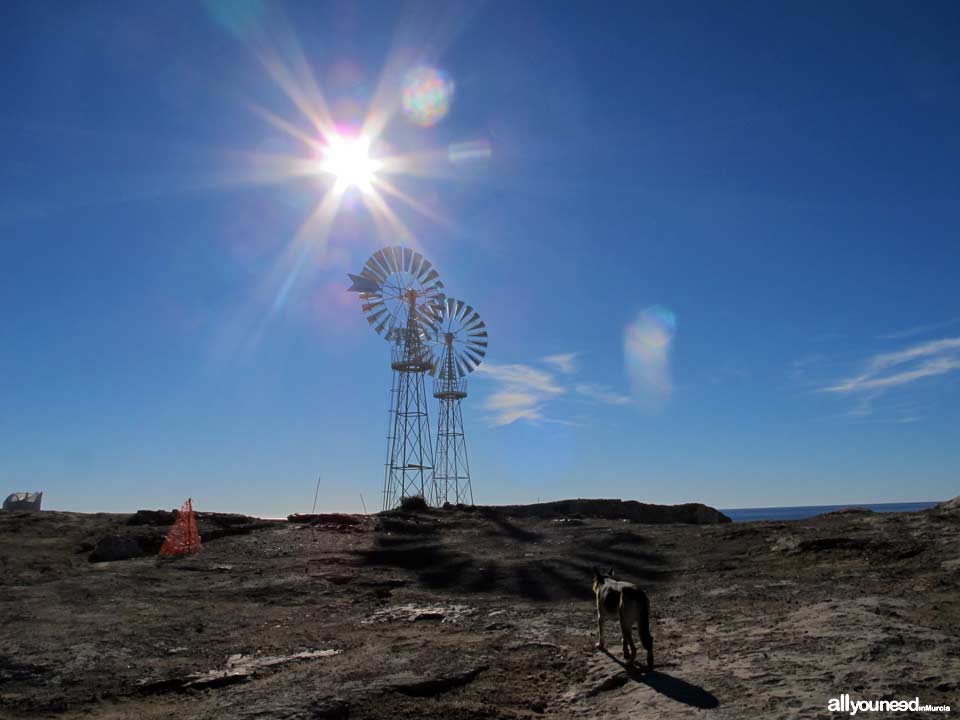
(828, 694, 951, 715)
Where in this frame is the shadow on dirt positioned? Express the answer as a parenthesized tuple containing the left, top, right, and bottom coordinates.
(640, 671, 720, 710)
(601, 650, 720, 709)
(352, 511, 671, 602)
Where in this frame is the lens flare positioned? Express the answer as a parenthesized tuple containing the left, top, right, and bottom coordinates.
(624, 306, 677, 406)
(448, 139, 492, 164)
(402, 66, 455, 127)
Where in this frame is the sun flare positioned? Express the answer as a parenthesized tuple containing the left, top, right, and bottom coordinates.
(319, 134, 381, 193)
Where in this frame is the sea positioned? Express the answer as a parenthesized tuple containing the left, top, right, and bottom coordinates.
(720, 501, 941, 523)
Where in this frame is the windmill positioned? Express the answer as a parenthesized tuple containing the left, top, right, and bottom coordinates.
(347, 246, 445, 510)
(423, 297, 487, 506)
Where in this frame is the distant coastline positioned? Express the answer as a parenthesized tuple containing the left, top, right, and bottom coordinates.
(721, 501, 940, 523)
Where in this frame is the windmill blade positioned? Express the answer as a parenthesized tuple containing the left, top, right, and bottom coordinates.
(464, 348, 484, 366)
(392, 246, 406, 273)
(469, 340, 489, 349)
(366, 308, 388, 325)
(360, 260, 386, 283)
(418, 302, 435, 324)
(415, 305, 435, 327)
(369, 248, 390, 274)
(467, 320, 486, 333)
(422, 268, 440, 286)
(416, 257, 434, 282)
(384, 246, 400, 273)
(464, 312, 481, 327)
(461, 305, 474, 323)
(455, 356, 468, 377)
(361, 301, 385, 314)
(401, 246, 413, 272)
(387, 246, 403, 273)
(468, 331, 488, 339)
(376, 247, 394, 274)
(360, 265, 386, 286)
(363, 257, 390, 292)
(410, 252, 424, 279)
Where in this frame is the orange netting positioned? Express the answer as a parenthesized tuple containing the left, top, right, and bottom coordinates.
(159, 498, 201, 557)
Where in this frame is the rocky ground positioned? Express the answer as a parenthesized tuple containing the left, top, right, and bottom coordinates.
(1, 499, 958, 719)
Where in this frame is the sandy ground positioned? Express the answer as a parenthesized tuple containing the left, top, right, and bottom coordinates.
(1, 501, 958, 719)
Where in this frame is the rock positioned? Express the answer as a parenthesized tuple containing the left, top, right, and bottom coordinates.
(772, 536, 874, 555)
(932, 496, 960, 513)
(287, 514, 367, 532)
(362, 604, 476, 624)
(88, 535, 148, 562)
(127, 510, 176, 526)
(479, 498, 732, 524)
(387, 665, 486, 696)
(239, 697, 349, 720)
(795, 537, 873, 553)
(308, 697, 350, 719)
(137, 650, 342, 695)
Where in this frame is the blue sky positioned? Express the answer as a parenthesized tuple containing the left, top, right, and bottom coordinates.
(2, 1, 958, 516)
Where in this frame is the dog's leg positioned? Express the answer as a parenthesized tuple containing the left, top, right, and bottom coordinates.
(619, 615, 636, 663)
(639, 594, 654, 670)
(595, 597, 605, 650)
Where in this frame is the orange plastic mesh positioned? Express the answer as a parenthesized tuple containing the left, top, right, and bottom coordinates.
(159, 498, 201, 557)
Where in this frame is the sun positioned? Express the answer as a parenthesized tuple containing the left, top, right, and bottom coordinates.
(319, 134, 381, 194)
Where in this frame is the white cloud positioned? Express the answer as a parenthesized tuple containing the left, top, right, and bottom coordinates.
(575, 383, 632, 406)
(624, 306, 676, 407)
(542, 352, 579, 375)
(475, 362, 565, 426)
(477, 352, 636, 425)
(878, 318, 960, 341)
(824, 337, 960, 395)
(822, 336, 960, 419)
(475, 363, 564, 395)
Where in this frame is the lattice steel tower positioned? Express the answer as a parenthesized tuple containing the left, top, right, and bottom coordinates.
(348, 246, 445, 510)
(424, 297, 487, 505)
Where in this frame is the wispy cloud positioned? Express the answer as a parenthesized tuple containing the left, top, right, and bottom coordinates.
(822, 337, 960, 418)
(878, 318, 960, 341)
(475, 362, 565, 426)
(624, 306, 676, 407)
(575, 383, 632, 406)
(789, 353, 825, 380)
(542, 352, 579, 374)
(476, 363, 564, 395)
(476, 352, 635, 426)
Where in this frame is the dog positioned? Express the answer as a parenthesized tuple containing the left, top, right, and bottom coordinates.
(592, 567, 654, 669)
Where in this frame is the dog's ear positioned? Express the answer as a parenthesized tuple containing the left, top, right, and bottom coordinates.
(607, 567, 615, 578)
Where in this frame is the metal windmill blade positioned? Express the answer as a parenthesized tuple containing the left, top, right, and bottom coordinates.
(346, 245, 445, 340)
(425, 297, 488, 378)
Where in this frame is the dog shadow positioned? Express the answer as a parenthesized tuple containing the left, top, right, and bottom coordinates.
(600, 649, 720, 710)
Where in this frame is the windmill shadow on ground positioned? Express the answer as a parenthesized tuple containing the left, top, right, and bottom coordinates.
(351, 511, 672, 603)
